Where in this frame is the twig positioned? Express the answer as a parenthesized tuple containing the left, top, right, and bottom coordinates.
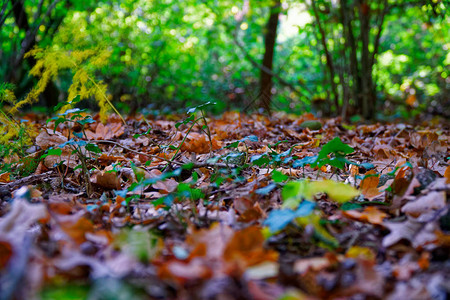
(0, 171, 53, 196)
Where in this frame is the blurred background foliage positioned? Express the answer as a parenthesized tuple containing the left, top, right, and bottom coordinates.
(0, 0, 448, 119)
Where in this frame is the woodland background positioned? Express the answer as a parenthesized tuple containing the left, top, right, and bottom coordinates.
(0, 0, 448, 119)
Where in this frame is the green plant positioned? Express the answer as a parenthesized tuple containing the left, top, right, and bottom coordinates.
(292, 137, 374, 175)
(43, 107, 103, 195)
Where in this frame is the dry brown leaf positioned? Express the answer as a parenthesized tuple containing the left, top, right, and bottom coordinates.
(343, 206, 387, 225)
(86, 122, 124, 140)
(382, 218, 438, 249)
(445, 165, 450, 184)
(35, 128, 67, 150)
(360, 170, 382, 199)
(410, 131, 438, 150)
(223, 226, 278, 266)
(93, 170, 122, 190)
(0, 172, 10, 183)
(60, 217, 95, 244)
(401, 191, 446, 218)
(180, 132, 222, 154)
(186, 223, 234, 260)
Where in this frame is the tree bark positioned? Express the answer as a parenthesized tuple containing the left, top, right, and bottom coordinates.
(311, 0, 340, 114)
(259, 0, 281, 114)
(340, 0, 361, 119)
(358, 0, 376, 119)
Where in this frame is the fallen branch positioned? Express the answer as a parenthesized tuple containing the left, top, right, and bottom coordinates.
(0, 171, 53, 196)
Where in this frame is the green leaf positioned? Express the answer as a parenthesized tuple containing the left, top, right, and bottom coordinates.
(47, 148, 63, 156)
(272, 170, 288, 182)
(281, 180, 313, 209)
(85, 143, 102, 154)
(250, 154, 270, 167)
(264, 209, 295, 233)
(76, 116, 95, 125)
(318, 137, 354, 160)
(317, 157, 347, 169)
(186, 101, 215, 114)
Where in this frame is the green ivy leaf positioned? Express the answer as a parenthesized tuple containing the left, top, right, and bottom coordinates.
(272, 170, 289, 182)
(318, 137, 354, 160)
(86, 143, 102, 154)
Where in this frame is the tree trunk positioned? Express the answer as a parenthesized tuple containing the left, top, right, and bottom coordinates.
(259, 0, 281, 114)
(358, 0, 375, 119)
(311, 0, 340, 114)
(340, 0, 360, 119)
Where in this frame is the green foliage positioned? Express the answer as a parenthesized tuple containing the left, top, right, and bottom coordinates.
(1, 0, 448, 116)
(42, 108, 104, 194)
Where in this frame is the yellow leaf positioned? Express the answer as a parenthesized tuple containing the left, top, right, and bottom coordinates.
(309, 180, 360, 203)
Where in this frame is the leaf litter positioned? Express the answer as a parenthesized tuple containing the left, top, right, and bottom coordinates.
(0, 111, 449, 299)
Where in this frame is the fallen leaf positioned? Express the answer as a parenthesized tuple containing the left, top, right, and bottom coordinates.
(401, 191, 446, 219)
(445, 165, 450, 184)
(86, 121, 124, 140)
(180, 132, 222, 154)
(343, 206, 387, 225)
(0, 172, 11, 183)
(92, 170, 122, 190)
(360, 170, 382, 199)
(309, 180, 360, 203)
(346, 246, 376, 261)
(60, 217, 95, 244)
(382, 218, 438, 249)
(223, 226, 278, 266)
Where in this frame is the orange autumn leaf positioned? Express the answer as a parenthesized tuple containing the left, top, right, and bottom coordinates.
(86, 122, 124, 140)
(180, 132, 222, 154)
(48, 201, 73, 215)
(185, 223, 234, 260)
(60, 217, 95, 244)
(0, 172, 10, 183)
(417, 252, 430, 270)
(360, 170, 382, 199)
(343, 206, 387, 225)
(445, 165, 450, 184)
(223, 226, 278, 266)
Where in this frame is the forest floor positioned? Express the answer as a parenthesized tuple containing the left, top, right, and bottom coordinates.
(0, 110, 449, 299)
